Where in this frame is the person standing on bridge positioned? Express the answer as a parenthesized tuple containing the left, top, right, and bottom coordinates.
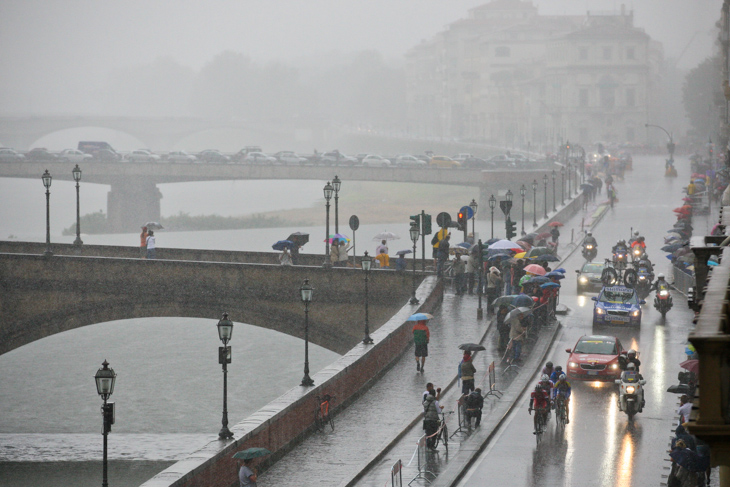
(140, 226, 148, 258)
(413, 319, 430, 372)
(146, 230, 156, 259)
(238, 458, 258, 486)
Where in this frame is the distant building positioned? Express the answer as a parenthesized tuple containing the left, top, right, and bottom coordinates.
(405, 0, 662, 151)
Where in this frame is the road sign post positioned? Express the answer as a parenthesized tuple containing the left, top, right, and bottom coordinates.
(349, 215, 360, 261)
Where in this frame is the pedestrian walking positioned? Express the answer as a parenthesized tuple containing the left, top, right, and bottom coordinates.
(330, 238, 340, 266)
(412, 319, 430, 372)
(496, 305, 511, 350)
(465, 251, 477, 295)
(238, 458, 258, 486)
(279, 247, 293, 266)
(140, 226, 148, 258)
(550, 226, 560, 244)
(508, 314, 526, 364)
(422, 390, 443, 450)
(338, 240, 351, 267)
(486, 267, 502, 314)
(459, 351, 476, 394)
(465, 388, 484, 426)
(453, 254, 466, 294)
(145, 230, 156, 259)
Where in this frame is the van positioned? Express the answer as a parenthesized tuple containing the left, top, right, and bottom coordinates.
(78, 141, 116, 157)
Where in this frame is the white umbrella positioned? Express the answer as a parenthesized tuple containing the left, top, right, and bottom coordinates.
(144, 221, 164, 230)
(373, 231, 400, 241)
(505, 306, 533, 323)
(488, 239, 522, 251)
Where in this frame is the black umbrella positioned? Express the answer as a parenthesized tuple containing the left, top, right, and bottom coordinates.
(287, 232, 309, 246)
(459, 343, 486, 352)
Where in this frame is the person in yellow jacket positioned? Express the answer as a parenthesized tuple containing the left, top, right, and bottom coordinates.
(687, 181, 696, 195)
(431, 227, 449, 265)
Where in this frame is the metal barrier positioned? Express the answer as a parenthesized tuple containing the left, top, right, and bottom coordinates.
(408, 435, 435, 485)
(391, 459, 403, 487)
(485, 361, 503, 398)
(671, 264, 695, 295)
(450, 396, 469, 438)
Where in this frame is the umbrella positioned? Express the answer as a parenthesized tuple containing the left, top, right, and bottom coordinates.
(486, 248, 513, 259)
(536, 254, 560, 262)
(513, 251, 527, 259)
(518, 274, 532, 287)
(450, 247, 469, 255)
(396, 249, 412, 255)
(548, 221, 564, 227)
(526, 247, 552, 258)
(272, 240, 294, 251)
(708, 260, 719, 266)
(516, 241, 532, 250)
(540, 282, 560, 289)
(144, 221, 164, 230)
(662, 244, 682, 253)
(678, 254, 695, 263)
(287, 232, 310, 246)
(485, 238, 500, 245)
(325, 233, 350, 243)
(459, 343, 486, 352)
(407, 313, 433, 321)
(512, 294, 535, 307)
(233, 447, 272, 460)
(487, 253, 512, 262)
(528, 276, 550, 284)
(682, 197, 693, 202)
(456, 242, 472, 249)
(505, 306, 533, 322)
(536, 232, 552, 240)
(580, 183, 594, 190)
(373, 231, 400, 241)
(545, 271, 565, 279)
(522, 234, 537, 243)
(553, 268, 566, 273)
(489, 239, 523, 251)
(523, 264, 547, 275)
(492, 295, 518, 307)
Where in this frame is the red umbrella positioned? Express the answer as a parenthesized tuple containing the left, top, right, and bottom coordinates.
(548, 221, 564, 227)
(679, 359, 699, 375)
(682, 197, 693, 202)
(523, 264, 547, 275)
(537, 232, 552, 240)
(516, 240, 532, 250)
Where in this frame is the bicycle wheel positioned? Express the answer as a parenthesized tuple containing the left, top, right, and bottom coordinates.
(442, 422, 449, 451)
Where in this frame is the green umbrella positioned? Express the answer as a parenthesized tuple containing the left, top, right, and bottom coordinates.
(233, 447, 272, 460)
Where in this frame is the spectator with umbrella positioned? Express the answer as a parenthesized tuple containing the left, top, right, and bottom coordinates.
(486, 266, 503, 314)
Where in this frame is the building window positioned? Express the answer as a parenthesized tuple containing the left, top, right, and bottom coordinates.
(626, 47, 635, 60)
(603, 47, 612, 60)
(626, 88, 636, 107)
(495, 46, 510, 57)
(626, 127, 635, 142)
(579, 47, 588, 60)
(579, 89, 589, 107)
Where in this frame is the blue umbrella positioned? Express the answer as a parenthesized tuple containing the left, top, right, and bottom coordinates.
(396, 249, 412, 255)
(407, 313, 434, 321)
(457, 242, 472, 249)
(540, 282, 560, 289)
(528, 276, 550, 284)
(512, 294, 535, 307)
(554, 268, 566, 273)
(485, 238, 500, 245)
(272, 240, 294, 251)
(534, 254, 560, 262)
(487, 254, 512, 262)
(545, 272, 565, 279)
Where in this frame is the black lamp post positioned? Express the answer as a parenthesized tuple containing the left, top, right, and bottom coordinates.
(543, 174, 548, 219)
(476, 239, 484, 319)
(489, 194, 496, 238)
(42, 169, 53, 257)
(469, 198, 478, 238)
(409, 225, 420, 305)
(323, 182, 333, 267)
(361, 251, 374, 344)
(567, 161, 573, 199)
(300, 279, 315, 386)
(216, 313, 234, 439)
(94, 360, 117, 487)
(72, 165, 83, 246)
(520, 184, 526, 236)
(551, 169, 557, 212)
(560, 166, 565, 206)
(332, 175, 341, 234)
(532, 180, 538, 227)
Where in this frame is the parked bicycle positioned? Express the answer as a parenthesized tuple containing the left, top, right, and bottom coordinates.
(314, 394, 335, 432)
(431, 411, 453, 451)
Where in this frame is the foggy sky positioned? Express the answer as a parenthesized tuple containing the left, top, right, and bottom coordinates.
(0, 0, 722, 115)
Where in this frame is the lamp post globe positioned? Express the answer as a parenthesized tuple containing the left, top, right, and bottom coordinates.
(95, 360, 116, 487)
(332, 175, 341, 234)
(300, 279, 315, 386)
(323, 182, 334, 267)
(95, 360, 116, 400)
(520, 184, 526, 235)
(361, 252, 374, 344)
(531, 179, 538, 227)
(488, 194, 496, 238)
(216, 313, 234, 440)
(217, 313, 233, 345)
(409, 225, 420, 305)
(42, 170, 53, 257)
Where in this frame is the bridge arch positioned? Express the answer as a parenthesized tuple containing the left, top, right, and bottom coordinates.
(31, 126, 147, 151)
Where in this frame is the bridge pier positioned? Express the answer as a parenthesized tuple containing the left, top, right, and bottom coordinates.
(107, 178, 161, 233)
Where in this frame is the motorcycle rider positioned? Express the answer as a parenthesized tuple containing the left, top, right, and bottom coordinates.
(553, 374, 572, 423)
(652, 273, 670, 293)
(619, 349, 642, 373)
(583, 232, 597, 247)
(612, 239, 629, 256)
(618, 362, 645, 412)
(628, 231, 641, 246)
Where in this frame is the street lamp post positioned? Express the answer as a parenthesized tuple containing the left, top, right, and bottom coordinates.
(560, 166, 565, 206)
(476, 239, 484, 319)
(520, 184, 526, 236)
(552, 170, 557, 212)
(488, 194, 496, 238)
(300, 279, 315, 386)
(323, 182, 333, 267)
(532, 180, 538, 227)
(72, 165, 83, 246)
(645, 123, 675, 160)
(567, 161, 573, 199)
(469, 198, 478, 239)
(506, 189, 513, 217)
(543, 174, 548, 219)
(94, 360, 117, 487)
(409, 225, 420, 305)
(42, 170, 53, 257)
(361, 251, 374, 344)
(216, 313, 234, 439)
(332, 175, 341, 234)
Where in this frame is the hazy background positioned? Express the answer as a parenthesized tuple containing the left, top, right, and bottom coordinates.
(0, 0, 720, 117)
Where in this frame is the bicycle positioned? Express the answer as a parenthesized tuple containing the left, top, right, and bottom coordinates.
(555, 394, 568, 429)
(530, 406, 548, 446)
(431, 411, 453, 451)
(314, 394, 335, 432)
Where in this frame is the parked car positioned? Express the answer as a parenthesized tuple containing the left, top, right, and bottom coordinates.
(361, 154, 392, 167)
(95, 149, 121, 162)
(395, 154, 427, 167)
(320, 151, 357, 166)
(575, 261, 605, 294)
(512, 154, 530, 164)
(565, 335, 625, 381)
(243, 152, 277, 165)
(487, 154, 517, 167)
(355, 153, 369, 164)
(125, 149, 161, 163)
(461, 157, 496, 169)
(429, 155, 460, 168)
(27, 148, 57, 161)
(231, 146, 263, 162)
(165, 151, 198, 163)
(198, 150, 230, 164)
(274, 151, 307, 165)
(452, 153, 474, 162)
(0, 148, 26, 162)
(59, 149, 93, 163)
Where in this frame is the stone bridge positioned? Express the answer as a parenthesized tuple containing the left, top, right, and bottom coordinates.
(0, 242, 426, 356)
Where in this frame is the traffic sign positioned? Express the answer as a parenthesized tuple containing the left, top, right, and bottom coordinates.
(436, 212, 451, 228)
(499, 200, 512, 216)
(460, 205, 474, 220)
(349, 215, 360, 231)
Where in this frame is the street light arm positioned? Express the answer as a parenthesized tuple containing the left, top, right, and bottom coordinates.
(644, 123, 673, 143)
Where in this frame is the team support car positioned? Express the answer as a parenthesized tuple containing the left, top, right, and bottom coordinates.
(575, 261, 604, 294)
(592, 286, 645, 326)
(565, 335, 625, 381)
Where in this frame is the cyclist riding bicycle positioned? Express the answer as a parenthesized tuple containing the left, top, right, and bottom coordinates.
(549, 365, 564, 383)
(528, 384, 550, 434)
(553, 374, 572, 424)
(539, 374, 554, 396)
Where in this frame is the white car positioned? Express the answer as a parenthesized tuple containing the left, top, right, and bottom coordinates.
(395, 155, 426, 167)
(58, 149, 93, 163)
(452, 153, 474, 162)
(243, 152, 277, 164)
(166, 151, 198, 163)
(126, 150, 161, 163)
(275, 151, 307, 165)
(361, 154, 392, 167)
(0, 148, 26, 162)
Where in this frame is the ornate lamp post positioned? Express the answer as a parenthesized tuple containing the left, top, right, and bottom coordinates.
(551, 169, 557, 212)
(42, 170, 53, 257)
(489, 194, 496, 238)
(543, 174, 548, 219)
(216, 313, 234, 439)
(567, 161, 573, 199)
(300, 279, 315, 386)
(94, 360, 117, 487)
(361, 251, 374, 344)
(560, 165, 565, 206)
(532, 179, 538, 227)
(520, 184, 526, 236)
(469, 198, 478, 239)
(476, 239, 484, 319)
(332, 175, 341, 234)
(409, 225, 420, 305)
(72, 165, 83, 246)
(323, 182, 333, 267)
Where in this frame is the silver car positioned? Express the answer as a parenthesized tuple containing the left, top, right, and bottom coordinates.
(166, 151, 198, 163)
(58, 149, 93, 163)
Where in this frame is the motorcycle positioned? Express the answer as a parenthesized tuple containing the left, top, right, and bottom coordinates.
(665, 158, 678, 177)
(654, 287, 673, 318)
(615, 373, 646, 420)
(612, 249, 628, 271)
(631, 246, 644, 262)
(634, 268, 652, 299)
(582, 243, 597, 261)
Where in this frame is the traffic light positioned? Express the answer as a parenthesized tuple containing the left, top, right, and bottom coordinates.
(457, 211, 467, 231)
(410, 214, 420, 233)
(505, 218, 517, 240)
(422, 214, 432, 235)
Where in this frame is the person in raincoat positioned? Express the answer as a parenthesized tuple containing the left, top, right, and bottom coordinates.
(687, 180, 696, 196)
(486, 267, 502, 313)
(413, 319, 430, 372)
(375, 248, 390, 268)
(508, 313, 527, 363)
(330, 239, 340, 266)
(279, 247, 293, 266)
